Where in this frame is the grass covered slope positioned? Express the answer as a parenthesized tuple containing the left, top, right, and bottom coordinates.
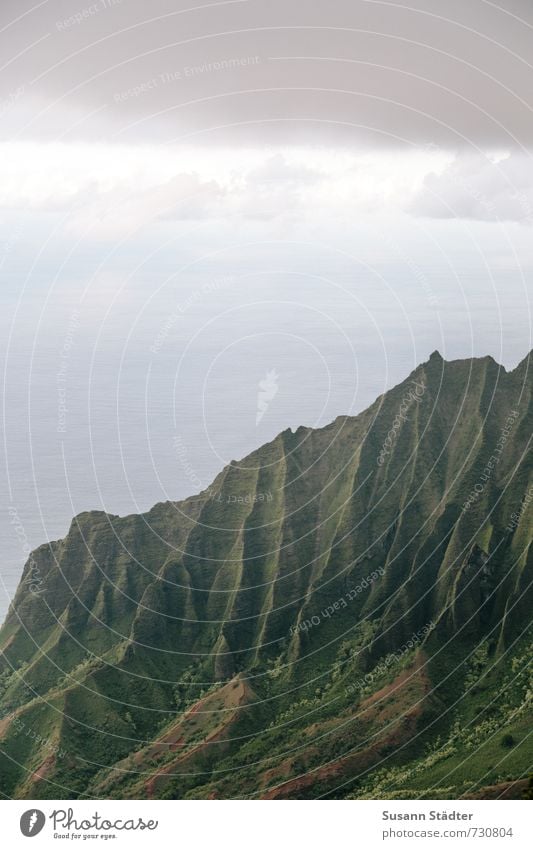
(0, 351, 531, 799)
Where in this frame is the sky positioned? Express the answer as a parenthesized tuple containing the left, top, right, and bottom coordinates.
(1, 0, 532, 617)
(2, 0, 533, 147)
(0, 1, 532, 259)
(1, 0, 533, 241)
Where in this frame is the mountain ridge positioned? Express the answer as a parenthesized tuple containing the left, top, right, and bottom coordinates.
(0, 350, 531, 800)
(41, 348, 531, 532)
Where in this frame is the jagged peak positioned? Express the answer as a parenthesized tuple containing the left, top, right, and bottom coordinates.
(45, 350, 532, 530)
(422, 349, 510, 374)
(68, 509, 116, 530)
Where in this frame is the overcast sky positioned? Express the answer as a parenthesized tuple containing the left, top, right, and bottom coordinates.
(1, 1, 532, 374)
(0, 1, 532, 231)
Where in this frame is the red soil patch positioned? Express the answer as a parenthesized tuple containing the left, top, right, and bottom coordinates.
(463, 779, 529, 800)
(261, 657, 430, 800)
(27, 753, 56, 789)
(359, 652, 430, 711)
(143, 676, 251, 799)
(261, 710, 421, 799)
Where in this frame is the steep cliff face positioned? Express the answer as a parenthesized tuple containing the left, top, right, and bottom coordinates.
(0, 352, 531, 799)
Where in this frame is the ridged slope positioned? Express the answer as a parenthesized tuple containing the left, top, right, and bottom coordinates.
(0, 351, 531, 799)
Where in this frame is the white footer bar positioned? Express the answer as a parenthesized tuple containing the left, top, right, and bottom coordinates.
(2, 799, 530, 848)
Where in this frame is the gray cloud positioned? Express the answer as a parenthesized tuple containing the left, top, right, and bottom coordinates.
(409, 151, 533, 223)
(65, 171, 225, 237)
(1, 0, 533, 148)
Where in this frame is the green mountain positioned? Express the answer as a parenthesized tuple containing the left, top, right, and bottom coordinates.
(1, 351, 532, 800)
